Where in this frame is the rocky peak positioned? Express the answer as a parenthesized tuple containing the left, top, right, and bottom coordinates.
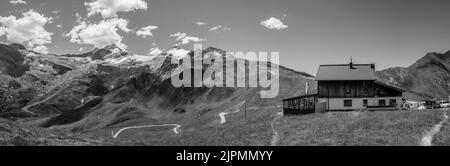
(103, 44, 124, 52)
(445, 50, 450, 55)
(9, 43, 27, 51)
(409, 51, 448, 70)
(204, 47, 226, 55)
(91, 44, 129, 61)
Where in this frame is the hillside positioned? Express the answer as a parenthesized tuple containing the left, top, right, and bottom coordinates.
(377, 51, 450, 100)
(0, 118, 141, 146)
(0, 43, 95, 118)
(38, 46, 316, 134)
(3, 43, 450, 145)
(1, 43, 316, 145)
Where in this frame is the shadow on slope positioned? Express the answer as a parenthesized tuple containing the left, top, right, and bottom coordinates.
(40, 97, 103, 128)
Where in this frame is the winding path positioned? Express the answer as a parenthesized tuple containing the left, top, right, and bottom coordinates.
(218, 101, 246, 124)
(271, 112, 283, 146)
(111, 124, 181, 138)
(420, 112, 448, 146)
(219, 112, 230, 124)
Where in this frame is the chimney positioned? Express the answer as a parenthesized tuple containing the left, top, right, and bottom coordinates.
(350, 57, 355, 69)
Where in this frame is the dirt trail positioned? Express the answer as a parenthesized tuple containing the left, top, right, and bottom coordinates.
(271, 112, 283, 146)
(22, 88, 69, 115)
(420, 112, 448, 146)
(21, 80, 75, 115)
(112, 124, 181, 138)
(219, 112, 230, 124)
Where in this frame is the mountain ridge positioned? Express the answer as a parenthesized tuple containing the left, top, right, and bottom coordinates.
(1, 43, 315, 140)
(2, 42, 450, 145)
(377, 50, 450, 100)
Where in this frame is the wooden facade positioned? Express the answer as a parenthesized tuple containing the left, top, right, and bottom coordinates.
(283, 94, 317, 115)
(374, 82, 403, 97)
(318, 80, 374, 98)
(318, 80, 402, 98)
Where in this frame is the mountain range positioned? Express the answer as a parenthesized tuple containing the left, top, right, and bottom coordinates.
(1, 42, 450, 145)
(0, 43, 314, 145)
(377, 51, 450, 101)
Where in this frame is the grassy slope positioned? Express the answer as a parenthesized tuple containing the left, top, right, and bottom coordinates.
(276, 111, 445, 146)
(85, 106, 277, 146)
(82, 109, 449, 146)
(0, 118, 142, 146)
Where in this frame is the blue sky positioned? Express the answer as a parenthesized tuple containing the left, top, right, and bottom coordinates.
(1, 0, 450, 75)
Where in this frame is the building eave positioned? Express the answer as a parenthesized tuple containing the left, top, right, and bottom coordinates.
(374, 81, 406, 92)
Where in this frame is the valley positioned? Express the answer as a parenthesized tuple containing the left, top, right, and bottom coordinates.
(0, 42, 313, 145)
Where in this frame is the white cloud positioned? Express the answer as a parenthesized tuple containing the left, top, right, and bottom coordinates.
(0, 10, 53, 54)
(261, 17, 288, 30)
(149, 48, 162, 56)
(169, 32, 206, 45)
(209, 26, 221, 32)
(209, 25, 231, 33)
(85, 0, 148, 18)
(136, 25, 158, 38)
(0, 28, 4, 36)
(75, 13, 84, 23)
(32, 45, 49, 54)
(148, 43, 162, 55)
(56, 24, 63, 28)
(66, 18, 131, 50)
(9, 0, 27, 4)
(170, 32, 187, 41)
(195, 22, 206, 26)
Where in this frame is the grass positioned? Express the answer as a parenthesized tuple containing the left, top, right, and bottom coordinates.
(71, 109, 450, 146)
(87, 107, 276, 146)
(276, 110, 445, 146)
(0, 118, 141, 146)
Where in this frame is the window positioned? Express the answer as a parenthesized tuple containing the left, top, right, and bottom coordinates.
(390, 99, 397, 106)
(363, 99, 368, 107)
(344, 100, 352, 107)
(379, 100, 386, 106)
(345, 83, 351, 95)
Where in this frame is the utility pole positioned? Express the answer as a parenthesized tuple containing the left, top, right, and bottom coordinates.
(306, 82, 309, 95)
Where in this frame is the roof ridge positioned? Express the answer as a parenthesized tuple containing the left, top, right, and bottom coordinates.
(319, 63, 375, 66)
(316, 64, 377, 81)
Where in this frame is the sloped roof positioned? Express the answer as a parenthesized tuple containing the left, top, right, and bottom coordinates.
(316, 64, 377, 81)
(374, 81, 406, 92)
